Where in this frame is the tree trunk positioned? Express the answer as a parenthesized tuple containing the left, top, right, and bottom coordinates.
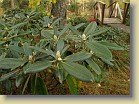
(11, 0, 15, 9)
(51, 0, 67, 25)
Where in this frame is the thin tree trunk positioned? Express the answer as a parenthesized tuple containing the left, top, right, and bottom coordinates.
(51, 0, 67, 25)
(11, 0, 15, 9)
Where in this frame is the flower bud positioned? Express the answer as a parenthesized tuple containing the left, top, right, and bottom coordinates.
(81, 34, 86, 41)
(3, 37, 7, 41)
(56, 51, 62, 61)
(29, 55, 33, 61)
(53, 35, 58, 41)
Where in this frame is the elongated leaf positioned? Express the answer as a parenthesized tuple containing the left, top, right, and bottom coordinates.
(51, 18, 62, 26)
(0, 58, 26, 69)
(54, 26, 59, 36)
(23, 43, 32, 56)
(70, 26, 81, 36)
(35, 77, 48, 95)
(86, 41, 112, 59)
(29, 46, 48, 54)
(62, 62, 94, 82)
(61, 45, 70, 55)
(90, 28, 108, 37)
(94, 74, 102, 83)
(86, 59, 101, 75)
(65, 51, 92, 62)
(101, 58, 114, 66)
(19, 31, 32, 36)
(31, 74, 37, 94)
(66, 75, 78, 95)
(0, 70, 19, 81)
(0, 20, 6, 28)
(16, 74, 24, 87)
(75, 23, 85, 29)
(41, 29, 53, 39)
(98, 41, 124, 50)
(10, 22, 28, 29)
(0, 41, 6, 45)
(42, 16, 50, 26)
(55, 68, 64, 84)
(22, 75, 31, 94)
(56, 39, 64, 52)
(9, 45, 24, 54)
(4, 79, 12, 92)
(84, 22, 97, 36)
(24, 61, 52, 74)
(30, 46, 55, 57)
(47, 30, 54, 34)
(56, 63, 68, 83)
(59, 23, 71, 37)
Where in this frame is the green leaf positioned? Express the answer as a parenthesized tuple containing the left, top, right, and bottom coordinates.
(31, 74, 37, 94)
(84, 22, 97, 36)
(53, 26, 59, 36)
(30, 46, 55, 57)
(61, 45, 70, 55)
(35, 77, 48, 95)
(65, 51, 92, 62)
(16, 74, 24, 87)
(10, 22, 28, 29)
(0, 70, 19, 81)
(56, 39, 64, 52)
(90, 28, 108, 37)
(55, 68, 64, 84)
(22, 75, 31, 94)
(23, 43, 32, 56)
(94, 74, 102, 83)
(59, 23, 71, 37)
(98, 41, 124, 50)
(0, 20, 6, 28)
(70, 26, 81, 36)
(4, 79, 12, 92)
(101, 58, 114, 66)
(0, 58, 26, 69)
(9, 45, 24, 54)
(42, 16, 50, 27)
(0, 41, 6, 45)
(75, 23, 85, 29)
(24, 61, 52, 74)
(66, 75, 78, 95)
(56, 62, 68, 83)
(86, 41, 112, 59)
(51, 18, 62, 26)
(41, 29, 53, 39)
(86, 59, 101, 75)
(62, 62, 94, 82)
(18, 31, 32, 36)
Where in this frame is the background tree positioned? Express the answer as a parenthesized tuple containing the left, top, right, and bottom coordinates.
(51, 0, 67, 25)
